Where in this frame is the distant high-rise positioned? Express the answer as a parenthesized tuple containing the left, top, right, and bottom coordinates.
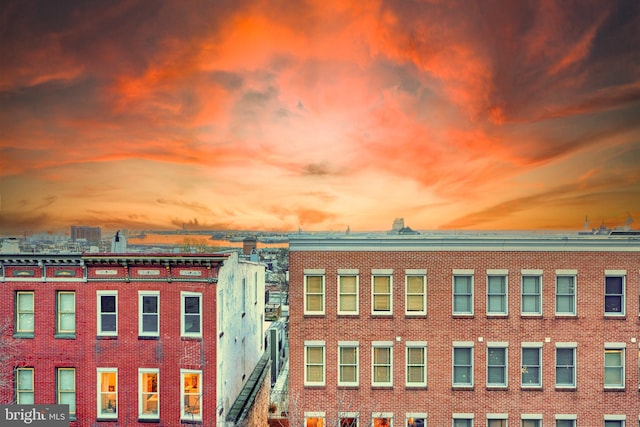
(70, 226, 101, 243)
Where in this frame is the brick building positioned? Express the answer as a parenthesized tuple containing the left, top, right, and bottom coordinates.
(289, 233, 640, 427)
(0, 251, 267, 426)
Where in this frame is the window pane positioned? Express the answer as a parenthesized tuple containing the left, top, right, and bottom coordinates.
(407, 347, 424, 364)
(454, 348, 471, 364)
(143, 296, 157, 313)
(605, 276, 623, 294)
(373, 295, 390, 311)
(308, 347, 323, 363)
(143, 314, 158, 332)
(306, 276, 323, 293)
(340, 365, 356, 382)
(340, 348, 356, 364)
(340, 295, 357, 311)
(374, 347, 390, 364)
(101, 296, 116, 313)
(374, 276, 390, 293)
(406, 295, 423, 311)
(407, 276, 424, 293)
(184, 314, 200, 333)
(307, 295, 323, 312)
(101, 314, 116, 332)
(454, 276, 471, 293)
(341, 276, 357, 293)
(59, 293, 75, 311)
(556, 421, 574, 427)
(18, 369, 33, 389)
(184, 297, 200, 314)
(18, 293, 33, 310)
(557, 276, 574, 293)
(488, 276, 505, 293)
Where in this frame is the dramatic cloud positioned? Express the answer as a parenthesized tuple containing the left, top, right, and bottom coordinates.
(1, 0, 639, 233)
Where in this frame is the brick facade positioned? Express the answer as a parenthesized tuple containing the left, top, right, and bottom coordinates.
(289, 235, 640, 427)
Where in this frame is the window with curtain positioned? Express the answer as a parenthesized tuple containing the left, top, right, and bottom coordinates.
(339, 275, 358, 314)
(339, 346, 358, 385)
(139, 369, 159, 418)
(305, 345, 325, 385)
(305, 276, 324, 314)
(372, 346, 392, 385)
(406, 345, 426, 386)
(181, 370, 201, 420)
(406, 275, 425, 315)
(372, 276, 392, 314)
(97, 368, 117, 418)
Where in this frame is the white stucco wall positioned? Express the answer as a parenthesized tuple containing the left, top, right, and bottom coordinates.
(216, 251, 266, 422)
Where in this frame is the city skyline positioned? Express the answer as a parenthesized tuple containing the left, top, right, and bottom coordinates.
(2, 1, 640, 234)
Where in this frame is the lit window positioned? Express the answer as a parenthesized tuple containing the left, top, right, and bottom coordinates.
(555, 273, 576, 315)
(406, 274, 426, 316)
(139, 369, 159, 419)
(304, 342, 325, 386)
(604, 345, 625, 389)
(16, 368, 34, 404)
(57, 368, 76, 420)
(372, 275, 393, 315)
(453, 273, 473, 315)
(521, 274, 542, 315)
(406, 414, 426, 427)
(15, 291, 35, 336)
(487, 273, 507, 315)
(453, 344, 474, 387)
(487, 344, 507, 387)
(338, 343, 358, 386)
(372, 343, 393, 386)
(181, 292, 202, 337)
(139, 291, 159, 337)
(181, 370, 202, 421)
(97, 368, 117, 419)
(604, 273, 625, 315)
(338, 274, 359, 315)
(304, 274, 325, 315)
(521, 345, 542, 387)
(555, 345, 576, 388)
(56, 291, 75, 336)
(306, 414, 325, 427)
(97, 291, 117, 336)
(406, 343, 427, 387)
(373, 413, 393, 427)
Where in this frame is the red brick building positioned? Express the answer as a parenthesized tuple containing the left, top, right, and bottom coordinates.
(0, 252, 267, 426)
(289, 233, 640, 427)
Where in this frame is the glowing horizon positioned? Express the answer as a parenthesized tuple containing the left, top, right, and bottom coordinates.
(1, 1, 639, 234)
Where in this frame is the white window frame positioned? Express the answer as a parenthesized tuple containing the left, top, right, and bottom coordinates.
(406, 341, 427, 387)
(373, 412, 393, 427)
(304, 341, 326, 386)
(97, 367, 118, 419)
(372, 270, 393, 316)
(521, 343, 543, 388)
(180, 291, 202, 338)
(555, 343, 577, 388)
(555, 414, 576, 427)
(453, 342, 474, 387)
(56, 291, 76, 335)
(372, 341, 394, 387)
(138, 291, 160, 337)
(453, 413, 474, 427)
(604, 343, 626, 389)
(181, 369, 202, 421)
(57, 367, 76, 420)
(555, 271, 577, 316)
(338, 270, 359, 315)
(521, 414, 542, 427)
(338, 341, 359, 387)
(16, 291, 35, 335)
(521, 271, 542, 316)
(487, 414, 508, 427)
(453, 270, 474, 315)
(604, 271, 626, 316)
(486, 342, 508, 388)
(97, 291, 118, 337)
(486, 270, 508, 316)
(139, 368, 159, 419)
(405, 270, 427, 316)
(304, 270, 325, 315)
(16, 367, 34, 404)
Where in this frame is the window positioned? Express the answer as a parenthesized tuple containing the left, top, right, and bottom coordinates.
(97, 291, 117, 336)
(16, 368, 34, 404)
(406, 342, 427, 387)
(555, 344, 576, 388)
(304, 272, 325, 315)
(453, 343, 474, 387)
(605, 272, 625, 315)
(15, 291, 34, 336)
(521, 419, 541, 427)
(372, 342, 393, 386)
(139, 369, 159, 419)
(372, 273, 393, 315)
(555, 272, 576, 315)
(521, 273, 542, 315)
(406, 271, 426, 315)
(453, 415, 473, 427)
(181, 292, 202, 337)
(338, 343, 359, 386)
(56, 291, 75, 336)
(604, 416, 626, 427)
(304, 341, 325, 386)
(604, 344, 625, 389)
(139, 291, 159, 337)
(340, 412, 359, 427)
(487, 272, 507, 315)
(97, 368, 117, 419)
(521, 344, 542, 387)
(406, 414, 427, 427)
(181, 370, 202, 421)
(555, 415, 576, 427)
(338, 272, 359, 315)
(57, 368, 76, 420)
(453, 272, 473, 315)
(373, 413, 393, 427)
(487, 344, 507, 387)
(487, 415, 507, 427)
(306, 413, 325, 427)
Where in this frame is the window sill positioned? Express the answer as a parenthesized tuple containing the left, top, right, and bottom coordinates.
(138, 418, 161, 423)
(604, 387, 625, 391)
(337, 313, 360, 317)
(521, 386, 543, 390)
(486, 314, 508, 318)
(452, 314, 474, 319)
(337, 385, 360, 389)
(520, 314, 543, 318)
(554, 387, 576, 391)
(303, 314, 326, 318)
(13, 333, 34, 339)
(97, 417, 118, 422)
(486, 386, 508, 390)
(604, 315, 626, 319)
(55, 333, 76, 339)
(451, 386, 474, 391)
(554, 315, 577, 319)
(180, 420, 203, 425)
(180, 336, 203, 342)
(138, 336, 159, 340)
(96, 335, 118, 340)
(303, 384, 326, 388)
(405, 384, 427, 389)
(371, 385, 393, 389)
(370, 313, 393, 318)
(405, 313, 427, 318)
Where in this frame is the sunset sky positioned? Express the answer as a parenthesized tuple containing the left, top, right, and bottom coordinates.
(1, 0, 639, 234)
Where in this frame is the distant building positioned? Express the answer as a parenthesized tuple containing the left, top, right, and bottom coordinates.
(70, 226, 101, 244)
(0, 251, 268, 426)
(289, 232, 639, 427)
(111, 230, 127, 252)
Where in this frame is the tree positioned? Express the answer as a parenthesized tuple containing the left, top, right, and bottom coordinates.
(0, 320, 19, 400)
